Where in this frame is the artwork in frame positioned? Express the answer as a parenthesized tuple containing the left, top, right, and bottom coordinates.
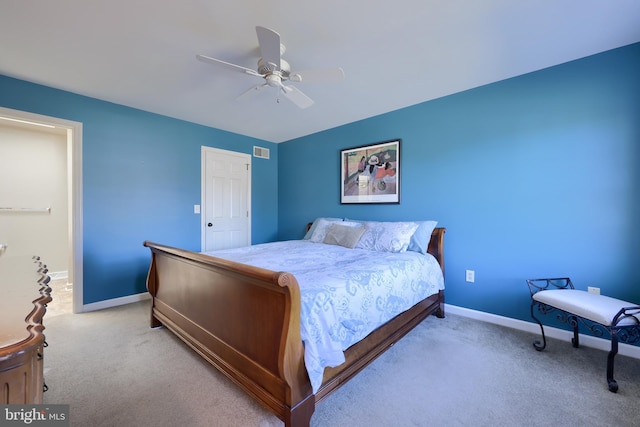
(341, 139, 400, 204)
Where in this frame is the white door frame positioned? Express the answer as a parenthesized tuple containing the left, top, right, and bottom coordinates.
(0, 107, 83, 313)
(200, 146, 251, 251)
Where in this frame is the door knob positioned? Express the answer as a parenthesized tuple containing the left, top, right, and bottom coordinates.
(207, 223, 213, 227)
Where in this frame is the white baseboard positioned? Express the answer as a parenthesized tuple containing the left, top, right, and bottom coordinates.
(49, 270, 68, 281)
(81, 292, 151, 313)
(445, 304, 640, 360)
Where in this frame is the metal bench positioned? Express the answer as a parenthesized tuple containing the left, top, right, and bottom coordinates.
(527, 278, 640, 392)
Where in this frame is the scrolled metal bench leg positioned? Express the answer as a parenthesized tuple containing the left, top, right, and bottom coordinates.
(568, 315, 580, 348)
(607, 330, 619, 393)
(531, 301, 547, 351)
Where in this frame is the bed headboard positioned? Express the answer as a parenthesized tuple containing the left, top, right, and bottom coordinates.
(305, 222, 445, 276)
(428, 227, 446, 276)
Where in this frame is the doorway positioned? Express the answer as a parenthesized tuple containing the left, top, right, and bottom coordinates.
(0, 107, 83, 314)
(201, 146, 251, 251)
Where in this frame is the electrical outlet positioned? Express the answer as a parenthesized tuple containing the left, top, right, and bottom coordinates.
(465, 270, 475, 283)
(588, 286, 600, 295)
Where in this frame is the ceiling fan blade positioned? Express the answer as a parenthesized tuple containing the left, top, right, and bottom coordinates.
(280, 85, 314, 109)
(236, 83, 268, 101)
(289, 67, 345, 84)
(255, 26, 281, 71)
(196, 54, 262, 77)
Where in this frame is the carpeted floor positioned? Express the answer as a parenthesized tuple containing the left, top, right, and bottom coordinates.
(46, 278, 73, 317)
(42, 301, 640, 426)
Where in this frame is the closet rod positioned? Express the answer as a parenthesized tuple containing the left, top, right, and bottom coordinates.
(0, 207, 51, 213)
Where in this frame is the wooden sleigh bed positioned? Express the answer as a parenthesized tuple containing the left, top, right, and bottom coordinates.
(143, 225, 445, 426)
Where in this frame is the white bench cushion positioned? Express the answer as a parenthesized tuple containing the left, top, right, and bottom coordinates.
(533, 290, 640, 327)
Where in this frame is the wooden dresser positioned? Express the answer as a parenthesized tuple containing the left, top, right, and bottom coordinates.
(0, 254, 51, 404)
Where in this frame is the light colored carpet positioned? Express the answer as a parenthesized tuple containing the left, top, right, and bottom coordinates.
(46, 278, 73, 317)
(43, 301, 640, 426)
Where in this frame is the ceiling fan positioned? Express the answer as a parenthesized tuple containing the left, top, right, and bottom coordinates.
(196, 26, 344, 109)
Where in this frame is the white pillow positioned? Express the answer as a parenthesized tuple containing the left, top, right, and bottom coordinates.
(304, 217, 342, 240)
(355, 221, 419, 253)
(309, 218, 361, 242)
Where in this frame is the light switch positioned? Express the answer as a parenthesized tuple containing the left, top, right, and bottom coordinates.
(194, 204, 200, 214)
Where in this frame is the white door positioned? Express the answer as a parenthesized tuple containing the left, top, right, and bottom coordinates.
(201, 147, 251, 251)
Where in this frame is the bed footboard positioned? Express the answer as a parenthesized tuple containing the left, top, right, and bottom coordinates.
(143, 241, 314, 425)
(144, 227, 445, 426)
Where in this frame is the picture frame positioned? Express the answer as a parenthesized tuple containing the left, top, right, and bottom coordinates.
(340, 139, 401, 204)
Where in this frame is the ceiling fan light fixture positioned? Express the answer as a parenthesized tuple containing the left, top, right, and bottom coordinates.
(265, 74, 282, 87)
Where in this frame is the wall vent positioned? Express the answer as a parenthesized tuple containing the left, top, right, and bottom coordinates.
(253, 146, 270, 159)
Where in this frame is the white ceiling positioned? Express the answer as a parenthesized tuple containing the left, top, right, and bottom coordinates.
(2, 1, 639, 143)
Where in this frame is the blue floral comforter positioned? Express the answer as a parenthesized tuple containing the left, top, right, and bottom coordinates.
(203, 240, 445, 392)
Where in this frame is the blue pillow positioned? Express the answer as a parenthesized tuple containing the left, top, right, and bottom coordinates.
(407, 221, 438, 255)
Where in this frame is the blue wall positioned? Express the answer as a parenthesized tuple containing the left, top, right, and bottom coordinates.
(2, 42, 638, 319)
(278, 43, 640, 322)
(0, 75, 279, 304)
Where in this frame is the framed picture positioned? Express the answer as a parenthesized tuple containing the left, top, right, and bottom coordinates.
(340, 139, 401, 204)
